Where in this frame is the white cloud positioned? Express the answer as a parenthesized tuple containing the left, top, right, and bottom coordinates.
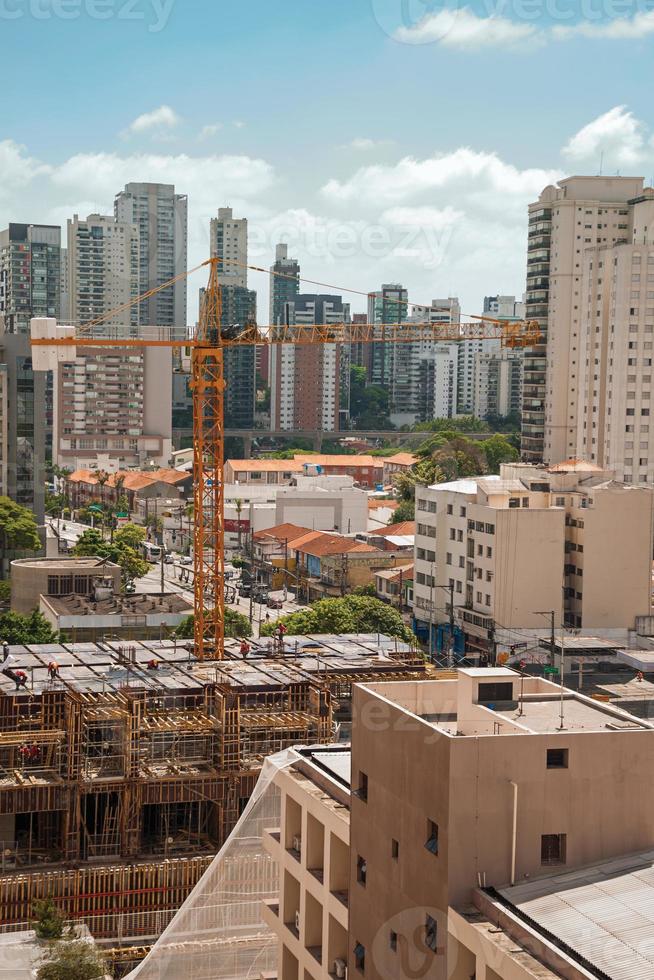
(199, 123, 223, 140)
(394, 6, 654, 50)
(395, 8, 538, 48)
(562, 105, 647, 166)
(233, 120, 246, 129)
(322, 148, 560, 207)
(0, 140, 51, 194)
(124, 105, 181, 138)
(553, 9, 654, 40)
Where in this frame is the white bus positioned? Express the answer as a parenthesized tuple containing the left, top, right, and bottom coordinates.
(141, 541, 162, 563)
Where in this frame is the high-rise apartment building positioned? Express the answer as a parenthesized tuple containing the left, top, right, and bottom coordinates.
(209, 208, 257, 429)
(367, 284, 408, 425)
(575, 188, 654, 483)
(67, 214, 140, 329)
(522, 176, 644, 464)
(269, 243, 300, 325)
(114, 183, 188, 330)
(0, 223, 61, 518)
(483, 293, 525, 318)
(52, 347, 173, 471)
(473, 347, 523, 420)
(270, 295, 349, 431)
(413, 460, 653, 653)
(210, 207, 247, 287)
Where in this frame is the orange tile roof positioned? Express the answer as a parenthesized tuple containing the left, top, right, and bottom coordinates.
(253, 523, 312, 543)
(296, 533, 380, 558)
(382, 453, 418, 467)
(374, 521, 416, 537)
(286, 530, 326, 551)
(368, 499, 399, 510)
(67, 468, 190, 490)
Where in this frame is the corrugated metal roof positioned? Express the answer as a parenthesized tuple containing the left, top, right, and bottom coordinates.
(499, 849, 654, 978)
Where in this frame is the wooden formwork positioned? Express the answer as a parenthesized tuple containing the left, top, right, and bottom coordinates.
(0, 670, 331, 938)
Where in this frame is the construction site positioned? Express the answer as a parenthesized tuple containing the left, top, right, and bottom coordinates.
(0, 632, 428, 970)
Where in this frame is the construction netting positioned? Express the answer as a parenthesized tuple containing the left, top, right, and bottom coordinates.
(125, 748, 299, 980)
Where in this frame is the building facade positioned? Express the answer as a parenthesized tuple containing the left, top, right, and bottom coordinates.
(473, 348, 523, 420)
(52, 346, 173, 470)
(521, 176, 644, 464)
(413, 461, 654, 651)
(270, 295, 349, 431)
(0, 223, 62, 517)
(67, 213, 140, 329)
(114, 182, 188, 330)
(269, 243, 300, 325)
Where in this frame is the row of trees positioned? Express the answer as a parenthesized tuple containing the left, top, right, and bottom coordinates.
(259, 594, 413, 643)
(391, 429, 519, 522)
(73, 524, 150, 583)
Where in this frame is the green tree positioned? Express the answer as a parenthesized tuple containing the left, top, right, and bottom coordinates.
(349, 366, 393, 430)
(482, 433, 519, 473)
(0, 497, 41, 569)
(412, 415, 490, 434)
(32, 898, 65, 940)
(36, 938, 107, 980)
(0, 610, 58, 644)
(74, 525, 148, 584)
(391, 499, 415, 522)
(260, 595, 413, 642)
(177, 608, 252, 640)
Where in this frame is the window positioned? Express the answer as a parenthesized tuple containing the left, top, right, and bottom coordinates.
(389, 931, 397, 952)
(547, 748, 569, 769)
(478, 682, 514, 702)
(541, 833, 567, 865)
(357, 855, 367, 885)
(425, 915, 438, 952)
(508, 497, 519, 508)
(391, 839, 399, 860)
(446, 504, 453, 515)
(356, 771, 368, 802)
(354, 942, 365, 972)
(425, 820, 439, 855)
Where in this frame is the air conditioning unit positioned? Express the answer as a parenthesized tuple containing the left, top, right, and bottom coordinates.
(292, 835, 302, 852)
(334, 959, 347, 979)
(295, 910, 301, 932)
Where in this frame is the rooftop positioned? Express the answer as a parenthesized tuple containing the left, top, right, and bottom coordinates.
(0, 633, 421, 698)
(227, 460, 305, 472)
(12, 556, 120, 571)
(497, 848, 654, 979)
(295, 454, 381, 467)
(253, 523, 312, 544)
(68, 468, 190, 489)
(42, 592, 193, 617)
(372, 521, 416, 537)
(381, 453, 417, 467)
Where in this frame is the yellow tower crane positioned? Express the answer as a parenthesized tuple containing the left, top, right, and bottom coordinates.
(31, 257, 540, 661)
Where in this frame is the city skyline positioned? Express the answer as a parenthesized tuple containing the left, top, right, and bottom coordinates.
(1, 2, 653, 323)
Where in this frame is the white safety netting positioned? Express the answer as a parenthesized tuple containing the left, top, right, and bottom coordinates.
(125, 748, 299, 980)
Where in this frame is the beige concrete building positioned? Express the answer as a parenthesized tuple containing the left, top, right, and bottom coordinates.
(264, 669, 654, 979)
(522, 175, 644, 464)
(414, 461, 653, 653)
(576, 188, 654, 481)
(11, 557, 121, 614)
(52, 346, 173, 470)
(473, 347, 523, 420)
(67, 213, 140, 329)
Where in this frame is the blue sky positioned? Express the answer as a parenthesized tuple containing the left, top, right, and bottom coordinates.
(2, 0, 654, 319)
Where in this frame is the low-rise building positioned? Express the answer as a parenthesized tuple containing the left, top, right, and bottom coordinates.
(11, 557, 122, 614)
(263, 667, 654, 980)
(381, 452, 417, 486)
(39, 591, 193, 640)
(374, 562, 413, 609)
(414, 461, 654, 655)
(224, 460, 305, 486)
(67, 468, 192, 513)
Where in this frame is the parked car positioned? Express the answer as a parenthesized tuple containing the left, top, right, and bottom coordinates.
(267, 596, 283, 609)
(163, 553, 175, 564)
(238, 583, 252, 598)
(179, 555, 193, 566)
(254, 591, 269, 605)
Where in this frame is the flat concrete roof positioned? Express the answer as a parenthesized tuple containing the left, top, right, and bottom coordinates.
(498, 848, 654, 978)
(496, 695, 649, 733)
(460, 666, 518, 678)
(44, 592, 192, 616)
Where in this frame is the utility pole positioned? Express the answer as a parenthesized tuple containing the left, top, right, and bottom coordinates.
(160, 541, 165, 595)
(488, 620, 497, 666)
(534, 610, 556, 665)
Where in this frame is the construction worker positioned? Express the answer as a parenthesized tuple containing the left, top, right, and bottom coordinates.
(18, 744, 30, 766)
(1, 640, 8, 662)
(29, 743, 41, 763)
(14, 670, 27, 691)
(240, 639, 251, 657)
(47, 661, 60, 680)
(147, 659, 159, 671)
